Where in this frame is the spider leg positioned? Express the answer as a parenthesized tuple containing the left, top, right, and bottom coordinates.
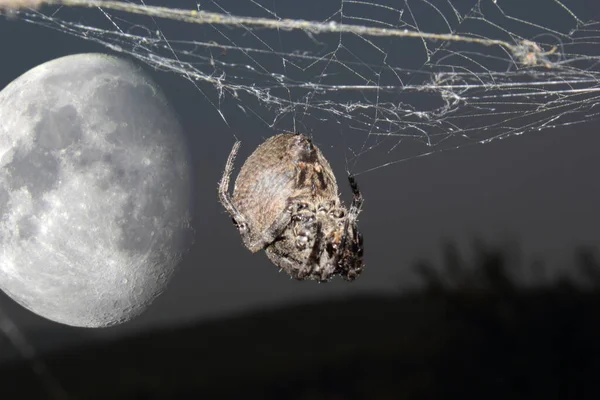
(297, 221, 322, 280)
(347, 175, 364, 221)
(218, 140, 242, 218)
(336, 175, 364, 280)
(339, 175, 363, 252)
(255, 205, 294, 247)
(245, 196, 309, 252)
(244, 215, 290, 252)
(318, 243, 337, 282)
(218, 141, 258, 244)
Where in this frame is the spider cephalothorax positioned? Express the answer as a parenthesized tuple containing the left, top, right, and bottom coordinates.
(218, 133, 364, 282)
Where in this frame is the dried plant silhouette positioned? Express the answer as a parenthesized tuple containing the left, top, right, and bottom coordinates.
(1, 239, 599, 399)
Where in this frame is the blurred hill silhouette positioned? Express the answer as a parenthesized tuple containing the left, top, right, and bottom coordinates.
(2, 240, 600, 399)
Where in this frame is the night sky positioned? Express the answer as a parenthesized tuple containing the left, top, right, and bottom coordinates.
(1, 0, 599, 358)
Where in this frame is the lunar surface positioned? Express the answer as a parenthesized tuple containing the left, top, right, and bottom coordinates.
(0, 53, 194, 327)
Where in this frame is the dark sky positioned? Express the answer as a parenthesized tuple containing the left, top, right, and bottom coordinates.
(1, 0, 599, 356)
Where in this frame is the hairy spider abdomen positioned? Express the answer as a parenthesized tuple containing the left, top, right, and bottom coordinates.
(219, 132, 364, 282)
(232, 133, 338, 233)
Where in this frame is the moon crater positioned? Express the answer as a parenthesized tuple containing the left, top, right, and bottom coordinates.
(0, 53, 194, 327)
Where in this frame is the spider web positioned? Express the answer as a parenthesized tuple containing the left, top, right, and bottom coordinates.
(0, 2, 599, 397)
(2, 0, 600, 176)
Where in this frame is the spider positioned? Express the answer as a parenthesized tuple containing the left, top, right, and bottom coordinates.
(218, 133, 364, 282)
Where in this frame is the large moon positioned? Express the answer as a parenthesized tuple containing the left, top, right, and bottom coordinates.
(0, 53, 194, 327)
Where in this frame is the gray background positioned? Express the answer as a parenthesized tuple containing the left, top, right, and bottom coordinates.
(1, 0, 599, 357)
